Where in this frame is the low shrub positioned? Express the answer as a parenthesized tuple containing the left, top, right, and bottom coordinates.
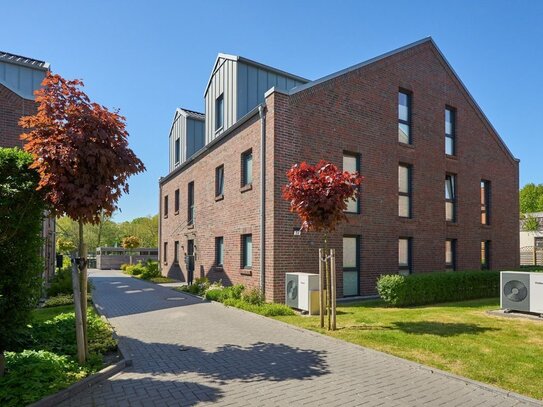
(120, 263, 130, 271)
(46, 266, 73, 297)
(139, 261, 160, 280)
(178, 277, 211, 296)
(205, 284, 244, 302)
(222, 298, 295, 316)
(518, 266, 543, 272)
(242, 287, 264, 305)
(377, 270, 500, 307)
(43, 294, 73, 308)
(0, 350, 87, 407)
(124, 262, 145, 276)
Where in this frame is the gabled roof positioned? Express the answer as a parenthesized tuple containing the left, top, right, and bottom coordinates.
(204, 53, 309, 97)
(177, 107, 205, 121)
(0, 50, 50, 70)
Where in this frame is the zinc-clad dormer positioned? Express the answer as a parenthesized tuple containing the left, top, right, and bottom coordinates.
(168, 108, 205, 172)
(204, 53, 308, 144)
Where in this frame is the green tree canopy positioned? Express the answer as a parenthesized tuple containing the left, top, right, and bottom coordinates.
(520, 183, 543, 214)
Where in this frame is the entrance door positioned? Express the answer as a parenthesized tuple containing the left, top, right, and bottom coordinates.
(343, 236, 360, 297)
(187, 239, 195, 284)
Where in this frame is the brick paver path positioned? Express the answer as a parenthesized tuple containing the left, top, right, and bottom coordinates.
(61, 270, 541, 407)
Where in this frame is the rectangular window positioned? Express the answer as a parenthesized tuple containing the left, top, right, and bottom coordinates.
(241, 150, 253, 187)
(187, 181, 194, 225)
(446, 239, 456, 270)
(445, 107, 455, 155)
(174, 189, 179, 213)
(399, 164, 412, 218)
(163, 242, 168, 264)
(399, 238, 412, 276)
(241, 234, 252, 268)
(163, 195, 169, 218)
(445, 174, 456, 222)
(174, 241, 179, 263)
(343, 153, 360, 213)
(481, 180, 490, 225)
(215, 165, 224, 197)
(174, 138, 180, 165)
(343, 236, 360, 296)
(481, 240, 490, 270)
(215, 94, 224, 131)
(215, 237, 224, 266)
(398, 90, 411, 144)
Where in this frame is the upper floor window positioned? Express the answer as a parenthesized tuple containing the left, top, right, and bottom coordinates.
(481, 180, 490, 225)
(163, 241, 168, 264)
(399, 164, 412, 218)
(399, 237, 412, 276)
(398, 90, 411, 144)
(242, 234, 252, 269)
(187, 181, 194, 225)
(163, 195, 168, 218)
(174, 240, 179, 263)
(445, 107, 456, 155)
(445, 174, 456, 222)
(215, 237, 224, 267)
(241, 149, 253, 187)
(215, 165, 224, 197)
(174, 138, 180, 165)
(343, 153, 360, 213)
(481, 240, 490, 270)
(174, 189, 180, 214)
(215, 94, 224, 131)
(445, 239, 456, 270)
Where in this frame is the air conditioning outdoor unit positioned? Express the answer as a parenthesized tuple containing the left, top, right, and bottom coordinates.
(285, 272, 320, 314)
(501, 271, 543, 316)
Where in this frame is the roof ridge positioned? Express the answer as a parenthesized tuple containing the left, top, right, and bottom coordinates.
(0, 50, 50, 70)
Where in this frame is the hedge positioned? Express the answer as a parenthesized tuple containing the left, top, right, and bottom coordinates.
(377, 270, 500, 307)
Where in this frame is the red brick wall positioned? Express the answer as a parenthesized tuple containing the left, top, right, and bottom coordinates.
(160, 41, 519, 302)
(0, 83, 36, 148)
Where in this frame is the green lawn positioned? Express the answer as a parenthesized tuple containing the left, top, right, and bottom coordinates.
(274, 298, 543, 400)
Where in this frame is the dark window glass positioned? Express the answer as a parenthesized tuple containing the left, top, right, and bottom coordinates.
(175, 138, 180, 164)
(174, 241, 179, 263)
(399, 164, 412, 218)
(242, 234, 252, 268)
(445, 107, 455, 155)
(216, 94, 224, 130)
(216, 237, 224, 266)
(174, 189, 179, 213)
(398, 91, 411, 144)
(163, 242, 168, 264)
(242, 150, 253, 186)
(481, 180, 490, 225)
(343, 236, 360, 296)
(187, 181, 194, 225)
(446, 239, 456, 270)
(399, 238, 412, 275)
(481, 240, 490, 270)
(445, 174, 456, 222)
(164, 195, 169, 218)
(216, 165, 224, 197)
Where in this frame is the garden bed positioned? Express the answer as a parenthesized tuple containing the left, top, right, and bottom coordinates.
(274, 298, 543, 400)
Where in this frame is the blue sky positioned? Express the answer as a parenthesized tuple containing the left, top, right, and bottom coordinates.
(2, 1, 542, 221)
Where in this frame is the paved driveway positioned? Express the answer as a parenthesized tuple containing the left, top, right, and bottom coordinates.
(61, 270, 541, 407)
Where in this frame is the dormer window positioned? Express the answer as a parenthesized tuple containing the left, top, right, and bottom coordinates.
(215, 94, 224, 131)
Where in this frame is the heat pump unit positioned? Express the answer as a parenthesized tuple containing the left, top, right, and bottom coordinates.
(285, 273, 319, 313)
(501, 271, 543, 316)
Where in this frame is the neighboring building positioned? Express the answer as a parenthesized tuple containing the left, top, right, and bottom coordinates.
(96, 247, 159, 270)
(519, 212, 543, 265)
(0, 51, 56, 282)
(159, 38, 519, 302)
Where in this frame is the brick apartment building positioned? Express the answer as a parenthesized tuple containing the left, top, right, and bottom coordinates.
(0, 51, 56, 281)
(159, 38, 519, 302)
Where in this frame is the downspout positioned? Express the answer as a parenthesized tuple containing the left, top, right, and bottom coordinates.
(158, 177, 163, 275)
(259, 104, 267, 296)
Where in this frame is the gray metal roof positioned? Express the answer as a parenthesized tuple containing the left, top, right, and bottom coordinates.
(0, 50, 50, 70)
(178, 108, 205, 121)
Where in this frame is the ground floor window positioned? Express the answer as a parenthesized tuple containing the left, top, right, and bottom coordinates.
(446, 239, 456, 270)
(241, 234, 252, 269)
(215, 237, 224, 266)
(399, 237, 412, 276)
(343, 236, 360, 296)
(163, 241, 168, 264)
(481, 240, 490, 270)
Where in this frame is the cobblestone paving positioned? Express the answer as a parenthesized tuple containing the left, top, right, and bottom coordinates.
(61, 270, 542, 407)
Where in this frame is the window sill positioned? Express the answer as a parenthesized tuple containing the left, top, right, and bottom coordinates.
(446, 154, 458, 160)
(240, 268, 252, 276)
(214, 266, 224, 272)
(481, 223, 491, 228)
(345, 211, 360, 215)
(215, 126, 224, 134)
(240, 184, 253, 193)
(446, 221, 458, 226)
(187, 224, 194, 230)
(398, 142, 415, 149)
(215, 194, 224, 202)
(164, 215, 168, 219)
(174, 211, 179, 216)
(163, 262, 168, 266)
(399, 216, 413, 220)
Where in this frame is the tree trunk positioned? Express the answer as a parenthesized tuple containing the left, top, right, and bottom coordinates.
(71, 259, 86, 363)
(78, 220, 88, 358)
(0, 351, 5, 376)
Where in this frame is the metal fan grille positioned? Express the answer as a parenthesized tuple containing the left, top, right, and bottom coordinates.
(287, 280, 298, 301)
(503, 280, 528, 302)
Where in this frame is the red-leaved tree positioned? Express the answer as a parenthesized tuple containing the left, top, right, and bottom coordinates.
(282, 160, 363, 329)
(20, 72, 145, 362)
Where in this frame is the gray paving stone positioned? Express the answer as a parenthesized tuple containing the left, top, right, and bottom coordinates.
(59, 270, 542, 407)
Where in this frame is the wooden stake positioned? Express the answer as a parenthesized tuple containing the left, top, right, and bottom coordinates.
(78, 220, 88, 358)
(319, 248, 324, 328)
(71, 260, 86, 364)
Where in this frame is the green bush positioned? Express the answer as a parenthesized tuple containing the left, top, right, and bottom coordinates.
(377, 271, 500, 307)
(0, 148, 45, 362)
(139, 261, 160, 280)
(204, 284, 244, 302)
(47, 265, 91, 297)
(43, 294, 74, 308)
(0, 350, 87, 407)
(120, 263, 130, 271)
(222, 298, 295, 316)
(124, 262, 145, 276)
(242, 287, 264, 305)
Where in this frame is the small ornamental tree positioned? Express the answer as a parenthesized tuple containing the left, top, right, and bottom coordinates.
(282, 160, 363, 330)
(20, 72, 145, 362)
(122, 235, 141, 264)
(57, 237, 76, 254)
